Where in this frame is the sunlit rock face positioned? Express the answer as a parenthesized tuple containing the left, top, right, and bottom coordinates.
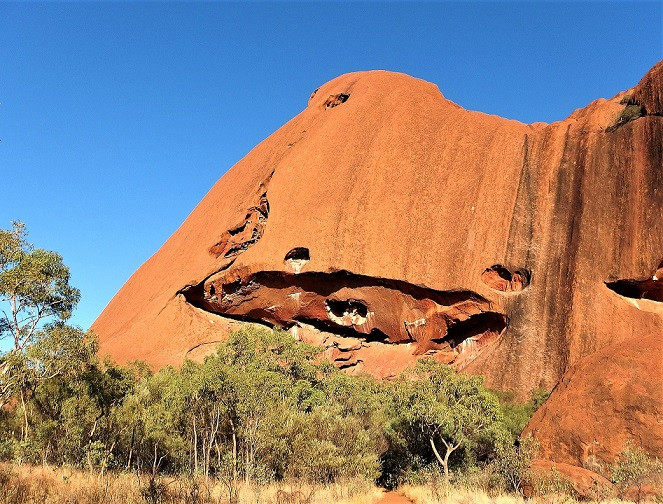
(94, 63, 663, 471)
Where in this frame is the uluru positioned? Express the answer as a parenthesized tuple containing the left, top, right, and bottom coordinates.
(94, 60, 663, 479)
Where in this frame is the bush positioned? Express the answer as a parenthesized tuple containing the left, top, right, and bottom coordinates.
(531, 466, 576, 502)
(611, 439, 663, 500)
(612, 103, 645, 128)
(493, 434, 539, 494)
(496, 387, 551, 439)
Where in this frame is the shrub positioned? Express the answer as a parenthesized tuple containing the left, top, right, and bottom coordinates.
(612, 103, 645, 129)
(611, 439, 663, 500)
(531, 466, 576, 502)
(493, 434, 539, 494)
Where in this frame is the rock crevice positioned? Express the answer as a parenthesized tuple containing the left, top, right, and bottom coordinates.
(180, 269, 508, 366)
(209, 170, 274, 259)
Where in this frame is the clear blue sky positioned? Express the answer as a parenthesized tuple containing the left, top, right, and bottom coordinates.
(1, 1, 661, 331)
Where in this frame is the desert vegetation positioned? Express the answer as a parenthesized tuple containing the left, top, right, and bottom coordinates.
(1, 221, 661, 503)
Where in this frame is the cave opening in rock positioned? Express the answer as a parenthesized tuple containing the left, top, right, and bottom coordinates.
(180, 268, 507, 362)
(222, 280, 241, 296)
(209, 284, 215, 297)
(326, 299, 368, 319)
(439, 312, 508, 348)
(488, 265, 513, 281)
(605, 279, 662, 302)
(324, 93, 350, 109)
(364, 328, 390, 343)
(285, 247, 310, 262)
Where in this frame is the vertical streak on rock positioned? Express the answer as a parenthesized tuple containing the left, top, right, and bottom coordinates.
(495, 134, 536, 388)
(506, 134, 536, 267)
(552, 127, 587, 373)
(642, 119, 663, 269)
(540, 124, 576, 379)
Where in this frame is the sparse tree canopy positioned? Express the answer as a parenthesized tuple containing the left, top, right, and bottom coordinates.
(391, 359, 506, 480)
(0, 221, 82, 408)
(0, 221, 80, 351)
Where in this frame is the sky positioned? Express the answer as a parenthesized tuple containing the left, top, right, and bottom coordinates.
(1, 1, 661, 331)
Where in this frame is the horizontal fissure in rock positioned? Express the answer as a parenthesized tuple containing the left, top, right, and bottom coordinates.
(605, 260, 663, 304)
(180, 268, 507, 363)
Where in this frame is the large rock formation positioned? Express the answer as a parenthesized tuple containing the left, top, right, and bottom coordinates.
(525, 333, 663, 475)
(94, 62, 663, 469)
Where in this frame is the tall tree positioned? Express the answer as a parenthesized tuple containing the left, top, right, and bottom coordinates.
(0, 221, 81, 408)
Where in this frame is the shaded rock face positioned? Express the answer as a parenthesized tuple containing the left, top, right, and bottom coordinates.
(524, 334, 663, 475)
(180, 268, 508, 370)
(94, 62, 663, 467)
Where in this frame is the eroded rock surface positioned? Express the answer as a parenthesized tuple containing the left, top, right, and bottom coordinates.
(180, 268, 507, 368)
(208, 170, 273, 260)
(481, 265, 530, 292)
(94, 62, 663, 478)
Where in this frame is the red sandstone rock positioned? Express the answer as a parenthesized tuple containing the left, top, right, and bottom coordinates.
(524, 460, 613, 501)
(621, 485, 661, 503)
(524, 333, 663, 475)
(93, 63, 663, 472)
(480, 265, 530, 293)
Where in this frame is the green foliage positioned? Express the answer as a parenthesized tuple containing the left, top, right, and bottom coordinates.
(611, 439, 663, 492)
(0, 222, 83, 410)
(495, 387, 551, 439)
(613, 103, 645, 128)
(0, 221, 80, 350)
(385, 359, 509, 484)
(0, 321, 528, 490)
(532, 466, 576, 501)
(493, 434, 539, 494)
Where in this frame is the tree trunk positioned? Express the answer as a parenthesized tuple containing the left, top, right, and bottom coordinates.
(20, 388, 29, 441)
(152, 442, 159, 477)
(203, 435, 209, 478)
(126, 425, 135, 471)
(230, 418, 238, 484)
(193, 416, 198, 473)
(430, 436, 460, 481)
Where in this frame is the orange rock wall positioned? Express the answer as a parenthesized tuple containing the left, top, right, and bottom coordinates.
(95, 66, 661, 393)
(94, 64, 663, 467)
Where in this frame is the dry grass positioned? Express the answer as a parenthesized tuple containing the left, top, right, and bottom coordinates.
(0, 464, 383, 504)
(397, 483, 646, 504)
(1, 465, 654, 504)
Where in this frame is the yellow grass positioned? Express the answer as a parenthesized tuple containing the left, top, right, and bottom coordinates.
(0, 464, 384, 504)
(0, 465, 650, 504)
(397, 483, 642, 504)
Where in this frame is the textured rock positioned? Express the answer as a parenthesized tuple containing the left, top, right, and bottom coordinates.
(524, 460, 613, 501)
(94, 62, 663, 470)
(524, 333, 663, 474)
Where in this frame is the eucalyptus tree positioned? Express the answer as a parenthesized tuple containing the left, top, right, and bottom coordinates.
(391, 359, 506, 481)
(0, 221, 82, 431)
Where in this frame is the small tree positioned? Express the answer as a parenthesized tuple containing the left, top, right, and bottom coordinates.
(0, 222, 80, 351)
(391, 359, 505, 481)
(493, 434, 539, 494)
(0, 221, 82, 426)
